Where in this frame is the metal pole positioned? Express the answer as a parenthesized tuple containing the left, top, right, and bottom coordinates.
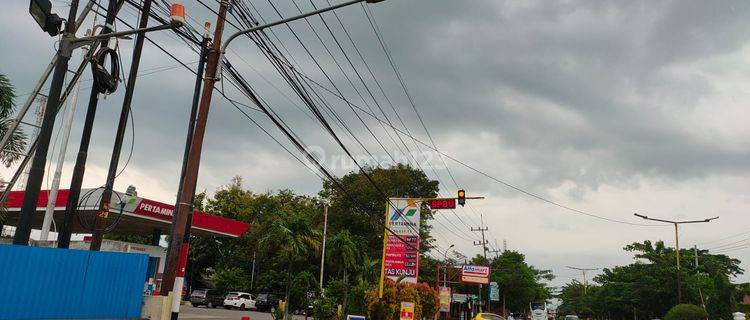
(57, 0, 124, 249)
(40, 46, 85, 241)
(674, 223, 682, 304)
(89, 0, 153, 251)
(633, 214, 719, 305)
(162, 3, 229, 319)
(319, 203, 328, 291)
(13, 0, 81, 245)
(251, 251, 256, 291)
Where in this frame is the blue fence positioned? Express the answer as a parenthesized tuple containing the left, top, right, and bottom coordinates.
(0, 244, 148, 319)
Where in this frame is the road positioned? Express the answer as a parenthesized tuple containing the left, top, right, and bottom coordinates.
(180, 305, 308, 320)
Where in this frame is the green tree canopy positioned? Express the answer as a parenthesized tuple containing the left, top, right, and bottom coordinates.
(319, 164, 439, 258)
(0, 74, 27, 167)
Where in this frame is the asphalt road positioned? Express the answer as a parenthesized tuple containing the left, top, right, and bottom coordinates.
(180, 305, 308, 320)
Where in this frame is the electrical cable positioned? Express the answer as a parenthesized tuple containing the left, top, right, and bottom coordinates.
(91, 47, 120, 94)
(298, 70, 661, 227)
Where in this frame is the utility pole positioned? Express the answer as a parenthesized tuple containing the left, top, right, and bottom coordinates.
(58, 0, 124, 249)
(89, 0, 154, 251)
(319, 203, 328, 291)
(161, 3, 229, 319)
(55, 0, 176, 248)
(566, 266, 599, 295)
(694, 245, 708, 316)
(471, 214, 489, 259)
(13, 0, 82, 245)
(251, 251, 256, 291)
(634, 213, 718, 304)
(40, 43, 85, 242)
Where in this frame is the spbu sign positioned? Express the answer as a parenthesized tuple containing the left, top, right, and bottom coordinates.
(383, 199, 421, 284)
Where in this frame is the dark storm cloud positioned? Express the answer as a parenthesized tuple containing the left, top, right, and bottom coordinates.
(1, 0, 748, 198)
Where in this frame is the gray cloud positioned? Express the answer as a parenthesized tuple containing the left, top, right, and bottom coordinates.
(1, 0, 749, 283)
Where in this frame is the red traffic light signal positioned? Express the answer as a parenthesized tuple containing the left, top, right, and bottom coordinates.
(457, 189, 466, 206)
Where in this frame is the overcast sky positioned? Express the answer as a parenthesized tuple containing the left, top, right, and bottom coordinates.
(1, 0, 749, 287)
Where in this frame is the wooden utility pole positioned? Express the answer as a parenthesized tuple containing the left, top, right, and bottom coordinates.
(161, 1, 229, 319)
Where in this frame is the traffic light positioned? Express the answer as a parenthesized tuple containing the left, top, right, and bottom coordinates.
(457, 189, 466, 207)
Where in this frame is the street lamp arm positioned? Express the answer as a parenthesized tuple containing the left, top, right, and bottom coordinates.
(72, 22, 177, 44)
(221, 0, 372, 55)
(634, 213, 676, 224)
(677, 216, 720, 224)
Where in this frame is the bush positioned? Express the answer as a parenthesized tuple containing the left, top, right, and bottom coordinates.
(313, 296, 338, 319)
(664, 304, 708, 320)
(213, 266, 249, 291)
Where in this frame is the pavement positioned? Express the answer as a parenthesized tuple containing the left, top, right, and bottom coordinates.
(179, 305, 308, 320)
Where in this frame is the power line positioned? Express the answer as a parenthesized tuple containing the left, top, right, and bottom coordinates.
(300, 71, 660, 227)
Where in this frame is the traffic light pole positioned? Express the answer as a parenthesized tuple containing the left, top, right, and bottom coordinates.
(13, 0, 81, 245)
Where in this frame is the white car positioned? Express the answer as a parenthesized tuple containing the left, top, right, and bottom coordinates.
(223, 292, 255, 310)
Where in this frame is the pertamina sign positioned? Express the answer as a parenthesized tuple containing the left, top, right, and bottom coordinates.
(383, 199, 420, 284)
(461, 265, 490, 284)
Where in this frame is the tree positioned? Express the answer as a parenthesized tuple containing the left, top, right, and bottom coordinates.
(319, 164, 439, 258)
(579, 240, 745, 320)
(489, 250, 553, 316)
(0, 74, 27, 167)
(557, 280, 597, 318)
(326, 229, 362, 314)
(258, 211, 321, 317)
(664, 304, 708, 320)
(214, 266, 250, 292)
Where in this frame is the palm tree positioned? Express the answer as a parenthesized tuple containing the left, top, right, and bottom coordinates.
(326, 230, 362, 314)
(258, 212, 321, 317)
(0, 74, 27, 167)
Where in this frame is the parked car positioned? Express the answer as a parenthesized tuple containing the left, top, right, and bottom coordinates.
(254, 293, 281, 312)
(190, 289, 226, 308)
(223, 292, 255, 310)
(473, 313, 506, 320)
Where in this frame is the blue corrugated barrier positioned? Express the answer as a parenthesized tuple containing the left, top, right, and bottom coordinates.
(0, 244, 148, 319)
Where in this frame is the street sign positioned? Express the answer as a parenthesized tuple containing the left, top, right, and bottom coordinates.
(439, 287, 452, 312)
(400, 302, 415, 320)
(489, 281, 500, 301)
(461, 265, 490, 284)
(429, 198, 456, 209)
(383, 199, 421, 284)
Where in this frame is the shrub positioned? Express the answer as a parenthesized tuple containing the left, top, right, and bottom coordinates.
(313, 296, 338, 319)
(366, 279, 432, 320)
(664, 304, 708, 320)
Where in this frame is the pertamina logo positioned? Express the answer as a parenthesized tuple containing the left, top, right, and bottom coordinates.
(390, 208, 417, 221)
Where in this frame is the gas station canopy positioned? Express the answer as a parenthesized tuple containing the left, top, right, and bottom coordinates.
(3, 188, 250, 238)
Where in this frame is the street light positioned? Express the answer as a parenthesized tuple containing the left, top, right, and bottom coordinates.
(566, 266, 599, 295)
(13, 1, 185, 246)
(29, 0, 64, 36)
(634, 213, 719, 304)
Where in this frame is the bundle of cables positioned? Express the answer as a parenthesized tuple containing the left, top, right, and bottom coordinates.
(76, 186, 126, 233)
(91, 46, 120, 94)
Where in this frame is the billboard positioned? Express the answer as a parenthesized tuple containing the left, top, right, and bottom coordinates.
(461, 265, 490, 284)
(383, 199, 421, 284)
(400, 302, 415, 320)
(439, 287, 452, 312)
(489, 281, 500, 301)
